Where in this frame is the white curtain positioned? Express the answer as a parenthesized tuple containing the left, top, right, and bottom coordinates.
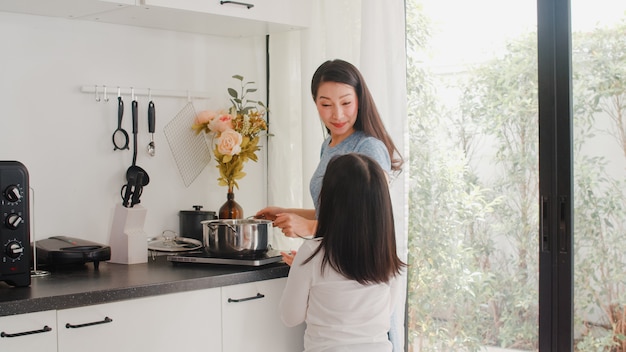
(268, 0, 408, 348)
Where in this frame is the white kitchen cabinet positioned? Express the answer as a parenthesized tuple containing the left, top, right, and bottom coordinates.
(221, 277, 305, 352)
(0, 0, 132, 19)
(0, 310, 57, 352)
(0, 277, 301, 352)
(0, 0, 309, 36)
(102, 0, 137, 4)
(57, 288, 222, 352)
(142, 0, 310, 29)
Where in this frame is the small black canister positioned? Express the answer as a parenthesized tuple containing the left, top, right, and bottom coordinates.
(179, 205, 217, 242)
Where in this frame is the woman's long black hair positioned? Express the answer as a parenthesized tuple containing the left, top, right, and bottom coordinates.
(311, 59, 404, 172)
(303, 153, 405, 284)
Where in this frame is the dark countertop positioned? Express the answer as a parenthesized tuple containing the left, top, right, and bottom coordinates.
(0, 256, 289, 317)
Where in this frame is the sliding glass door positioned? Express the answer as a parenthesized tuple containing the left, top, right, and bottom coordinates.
(406, 0, 626, 350)
(406, 1, 539, 350)
(570, 1, 626, 351)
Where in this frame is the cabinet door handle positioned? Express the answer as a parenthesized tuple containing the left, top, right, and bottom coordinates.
(65, 316, 113, 329)
(220, 1, 254, 9)
(1, 325, 52, 338)
(228, 292, 265, 303)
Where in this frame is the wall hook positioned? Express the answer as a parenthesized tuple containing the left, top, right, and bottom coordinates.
(95, 85, 101, 102)
(117, 87, 121, 98)
(103, 85, 109, 102)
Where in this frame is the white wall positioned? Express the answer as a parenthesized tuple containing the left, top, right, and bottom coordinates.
(0, 12, 268, 245)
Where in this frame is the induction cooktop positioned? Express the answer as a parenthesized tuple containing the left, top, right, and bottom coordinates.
(167, 250, 284, 266)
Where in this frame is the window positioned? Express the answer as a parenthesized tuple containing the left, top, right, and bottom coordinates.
(406, 0, 626, 350)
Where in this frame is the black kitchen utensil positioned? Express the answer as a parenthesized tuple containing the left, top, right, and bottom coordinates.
(120, 98, 149, 207)
(127, 99, 150, 185)
(130, 171, 144, 207)
(147, 100, 156, 156)
(121, 177, 134, 207)
(112, 96, 129, 150)
(120, 172, 144, 207)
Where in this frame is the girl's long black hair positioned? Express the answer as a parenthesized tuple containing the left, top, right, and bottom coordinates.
(303, 153, 405, 284)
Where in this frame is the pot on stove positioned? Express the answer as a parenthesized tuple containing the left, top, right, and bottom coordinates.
(179, 205, 216, 242)
(201, 219, 272, 258)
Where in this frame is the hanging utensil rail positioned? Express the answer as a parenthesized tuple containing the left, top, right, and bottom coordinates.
(82, 85, 211, 102)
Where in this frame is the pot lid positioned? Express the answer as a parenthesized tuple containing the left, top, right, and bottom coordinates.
(180, 205, 216, 215)
(148, 230, 202, 252)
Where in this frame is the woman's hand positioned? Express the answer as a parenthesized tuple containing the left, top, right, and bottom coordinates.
(274, 213, 315, 238)
(280, 250, 297, 266)
(255, 206, 285, 221)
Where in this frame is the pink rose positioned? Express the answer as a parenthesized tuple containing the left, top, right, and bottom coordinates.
(217, 129, 242, 156)
(209, 112, 234, 133)
(194, 110, 217, 125)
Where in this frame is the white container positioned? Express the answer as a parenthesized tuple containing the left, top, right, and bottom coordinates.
(109, 204, 148, 264)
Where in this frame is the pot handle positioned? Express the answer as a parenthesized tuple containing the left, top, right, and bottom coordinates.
(206, 221, 238, 234)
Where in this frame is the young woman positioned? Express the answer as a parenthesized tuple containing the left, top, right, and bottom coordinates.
(279, 153, 405, 352)
(256, 59, 403, 263)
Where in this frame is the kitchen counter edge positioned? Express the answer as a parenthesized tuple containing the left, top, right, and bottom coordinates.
(0, 256, 290, 317)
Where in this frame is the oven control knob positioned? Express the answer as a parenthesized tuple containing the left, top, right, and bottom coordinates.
(4, 185, 22, 203)
(5, 213, 24, 230)
(5, 240, 24, 259)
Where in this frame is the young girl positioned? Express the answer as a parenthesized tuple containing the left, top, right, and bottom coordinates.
(279, 153, 405, 352)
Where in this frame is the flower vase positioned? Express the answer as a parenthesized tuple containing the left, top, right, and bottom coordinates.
(219, 187, 243, 219)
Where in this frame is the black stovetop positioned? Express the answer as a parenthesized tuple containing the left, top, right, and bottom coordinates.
(167, 250, 283, 266)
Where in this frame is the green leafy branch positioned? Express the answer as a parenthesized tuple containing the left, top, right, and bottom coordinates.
(228, 75, 266, 116)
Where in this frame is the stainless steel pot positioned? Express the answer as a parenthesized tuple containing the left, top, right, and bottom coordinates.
(201, 219, 272, 258)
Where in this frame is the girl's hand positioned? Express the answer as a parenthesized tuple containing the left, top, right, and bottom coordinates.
(280, 250, 297, 266)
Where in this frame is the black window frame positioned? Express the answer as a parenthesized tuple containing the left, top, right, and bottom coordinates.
(538, 0, 574, 350)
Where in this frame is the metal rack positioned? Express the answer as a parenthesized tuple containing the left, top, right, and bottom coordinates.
(81, 85, 211, 102)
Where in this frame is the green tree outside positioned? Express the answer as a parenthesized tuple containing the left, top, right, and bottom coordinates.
(406, 0, 626, 349)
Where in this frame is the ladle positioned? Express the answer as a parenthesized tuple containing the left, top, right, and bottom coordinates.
(127, 97, 150, 189)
